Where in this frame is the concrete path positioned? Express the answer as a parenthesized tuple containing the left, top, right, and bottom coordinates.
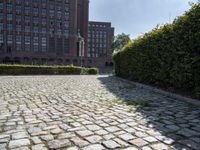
(0, 75, 199, 150)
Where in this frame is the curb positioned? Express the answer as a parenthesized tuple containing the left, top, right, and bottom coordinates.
(115, 76, 200, 107)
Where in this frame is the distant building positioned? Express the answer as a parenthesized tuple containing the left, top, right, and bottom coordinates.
(88, 21, 114, 67)
(0, 0, 114, 68)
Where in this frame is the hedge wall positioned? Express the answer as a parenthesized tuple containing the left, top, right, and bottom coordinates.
(113, 3, 200, 99)
(0, 64, 98, 75)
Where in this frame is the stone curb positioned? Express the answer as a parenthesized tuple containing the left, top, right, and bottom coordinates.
(114, 76, 200, 107)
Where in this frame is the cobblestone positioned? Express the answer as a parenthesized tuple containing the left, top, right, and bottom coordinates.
(0, 75, 199, 150)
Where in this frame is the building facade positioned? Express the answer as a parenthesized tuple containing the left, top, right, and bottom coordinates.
(88, 21, 114, 67)
(0, 0, 114, 68)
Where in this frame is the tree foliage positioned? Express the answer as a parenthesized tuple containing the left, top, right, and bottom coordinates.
(112, 33, 131, 52)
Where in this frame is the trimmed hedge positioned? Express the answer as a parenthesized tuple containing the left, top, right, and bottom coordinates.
(113, 3, 200, 99)
(0, 64, 99, 75)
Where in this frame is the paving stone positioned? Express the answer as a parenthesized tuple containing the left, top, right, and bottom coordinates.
(86, 125, 102, 131)
(12, 146, 30, 150)
(43, 125, 58, 130)
(102, 140, 121, 149)
(28, 127, 42, 134)
(48, 139, 71, 149)
(178, 139, 200, 150)
(177, 128, 199, 137)
(51, 128, 63, 134)
(9, 139, 30, 149)
(144, 137, 157, 143)
(95, 130, 108, 135)
(58, 132, 76, 139)
(82, 144, 105, 150)
(103, 134, 115, 140)
(12, 132, 28, 140)
(1, 76, 200, 150)
(66, 146, 79, 150)
(0, 143, 7, 150)
(32, 144, 48, 150)
(165, 125, 180, 131)
(151, 143, 169, 150)
(40, 134, 54, 141)
(114, 138, 129, 147)
(70, 137, 89, 147)
(85, 135, 102, 143)
(123, 147, 139, 150)
(155, 135, 174, 145)
(119, 133, 135, 141)
(105, 126, 120, 132)
(0, 134, 10, 139)
(76, 130, 94, 137)
(129, 138, 148, 147)
(142, 146, 153, 150)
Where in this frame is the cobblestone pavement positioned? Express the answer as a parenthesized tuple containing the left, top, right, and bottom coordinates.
(0, 75, 199, 150)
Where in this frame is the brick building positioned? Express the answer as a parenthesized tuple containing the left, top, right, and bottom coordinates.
(0, 0, 114, 68)
(88, 21, 114, 67)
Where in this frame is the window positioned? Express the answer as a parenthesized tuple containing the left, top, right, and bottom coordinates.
(42, 37, 46, 52)
(33, 8, 38, 16)
(64, 30, 69, 37)
(16, 5, 21, 14)
(16, 15, 21, 23)
(42, 27, 46, 34)
(50, 19, 54, 27)
(24, 6, 30, 15)
(42, 9, 46, 16)
(50, 10, 54, 18)
(57, 11, 62, 18)
(7, 24, 12, 31)
(7, 14, 12, 21)
(0, 13, 3, 20)
(0, 23, 3, 31)
(25, 16, 30, 24)
(25, 36, 30, 44)
(7, 35, 13, 44)
(25, 26, 30, 32)
(6, 3, 13, 11)
(33, 36, 39, 51)
(42, 18, 46, 26)
(25, 36, 30, 51)
(0, 34, 3, 44)
(16, 35, 21, 51)
(0, 3, 3, 10)
(16, 44, 21, 51)
(34, 27, 38, 33)
(33, 36, 38, 45)
(16, 25, 21, 32)
(16, 36, 21, 44)
(33, 17, 39, 25)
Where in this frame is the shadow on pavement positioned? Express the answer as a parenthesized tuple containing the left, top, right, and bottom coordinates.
(98, 75, 200, 150)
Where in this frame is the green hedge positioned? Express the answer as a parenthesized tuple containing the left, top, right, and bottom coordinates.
(113, 3, 200, 99)
(0, 64, 99, 75)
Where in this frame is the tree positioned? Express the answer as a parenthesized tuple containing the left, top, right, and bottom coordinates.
(112, 33, 131, 52)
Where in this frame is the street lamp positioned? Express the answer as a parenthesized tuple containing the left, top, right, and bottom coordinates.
(77, 30, 85, 67)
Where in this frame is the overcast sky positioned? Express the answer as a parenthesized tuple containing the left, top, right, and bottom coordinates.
(89, 0, 198, 38)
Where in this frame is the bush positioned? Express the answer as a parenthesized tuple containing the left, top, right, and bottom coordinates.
(0, 64, 99, 75)
(85, 68, 99, 75)
(113, 3, 200, 99)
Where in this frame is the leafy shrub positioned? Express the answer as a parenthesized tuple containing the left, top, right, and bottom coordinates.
(86, 68, 99, 75)
(113, 3, 200, 99)
(0, 64, 98, 75)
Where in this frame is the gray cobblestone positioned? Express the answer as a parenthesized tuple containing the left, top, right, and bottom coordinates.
(0, 75, 199, 150)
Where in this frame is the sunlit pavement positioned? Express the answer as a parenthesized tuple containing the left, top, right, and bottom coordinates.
(0, 75, 199, 150)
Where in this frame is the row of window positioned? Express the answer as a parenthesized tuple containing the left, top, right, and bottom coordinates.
(89, 24, 109, 28)
(1, 0, 67, 10)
